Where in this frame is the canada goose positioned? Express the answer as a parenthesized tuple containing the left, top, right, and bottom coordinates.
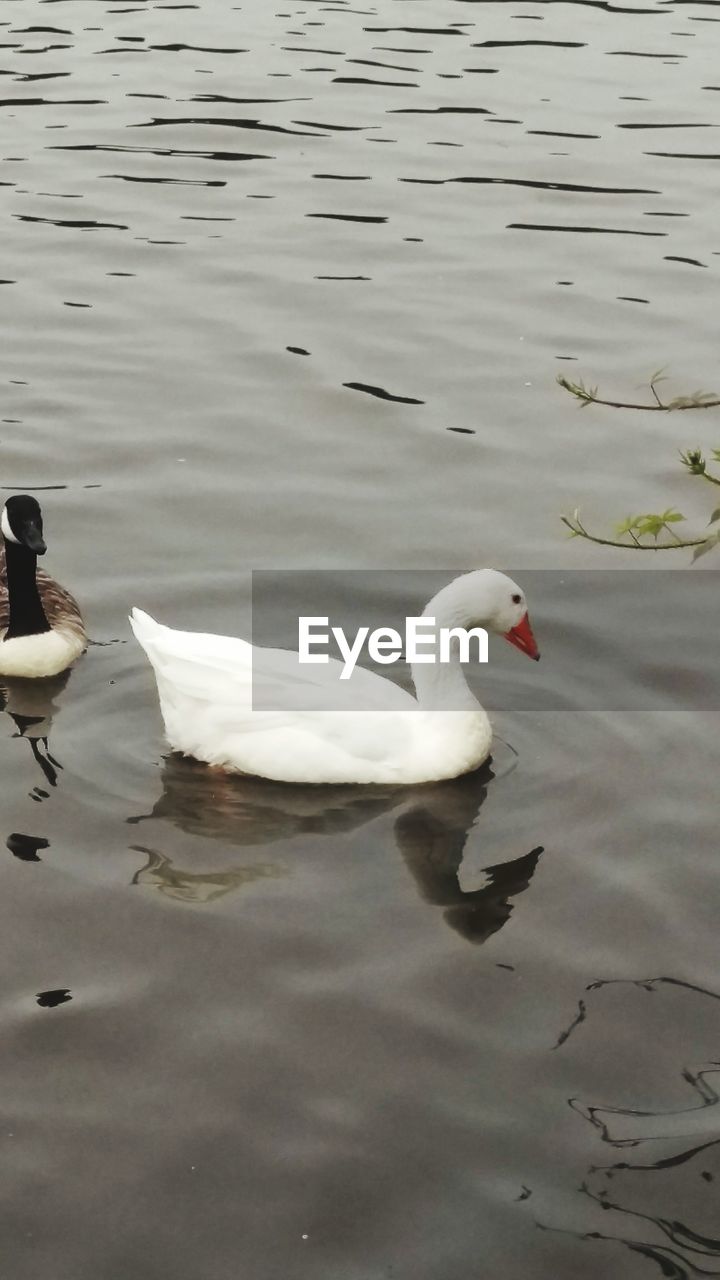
(130, 569, 539, 784)
(0, 495, 86, 677)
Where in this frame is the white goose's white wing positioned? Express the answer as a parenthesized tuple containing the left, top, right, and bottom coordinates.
(130, 609, 430, 784)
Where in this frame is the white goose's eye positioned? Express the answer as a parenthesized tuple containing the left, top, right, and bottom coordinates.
(511, 593, 522, 605)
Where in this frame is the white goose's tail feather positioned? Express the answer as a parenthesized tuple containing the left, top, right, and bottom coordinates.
(129, 607, 165, 650)
(129, 607, 257, 766)
(129, 607, 182, 744)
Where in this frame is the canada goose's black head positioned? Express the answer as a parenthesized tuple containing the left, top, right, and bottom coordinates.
(1, 495, 47, 555)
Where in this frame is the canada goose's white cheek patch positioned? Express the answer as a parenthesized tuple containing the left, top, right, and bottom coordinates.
(1, 508, 20, 544)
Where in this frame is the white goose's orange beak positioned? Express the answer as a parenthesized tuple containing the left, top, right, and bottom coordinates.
(504, 612, 540, 661)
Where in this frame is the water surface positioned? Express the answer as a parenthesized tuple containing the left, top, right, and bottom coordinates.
(1, 1, 719, 1276)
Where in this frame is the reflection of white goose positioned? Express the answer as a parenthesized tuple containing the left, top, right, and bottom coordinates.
(128, 755, 543, 937)
(130, 569, 539, 784)
(129, 845, 286, 905)
(394, 776, 543, 944)
(129, 756, 404, 844)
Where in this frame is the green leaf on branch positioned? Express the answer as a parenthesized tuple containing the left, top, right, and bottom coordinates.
(556, 376, 598, 406)
(680, 448, 706, 475)
(614, 515, 641, 537)
(637, 516, 664, 539)
(692, 532, 720, 562)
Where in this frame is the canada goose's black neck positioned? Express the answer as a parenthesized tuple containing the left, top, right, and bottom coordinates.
(3, 539, 50, 639)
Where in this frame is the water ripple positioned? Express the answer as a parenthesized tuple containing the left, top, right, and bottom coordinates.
(343, 380, 424, 403)
(133, 114, 327, 135)
(508, 222, 667, 235)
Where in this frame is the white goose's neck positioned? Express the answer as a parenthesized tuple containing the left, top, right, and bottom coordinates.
(411, 577, 486, 712)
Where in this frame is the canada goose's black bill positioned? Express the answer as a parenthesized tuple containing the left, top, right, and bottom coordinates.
(2, 495, 47, 555)
(19, 522, 46, 555)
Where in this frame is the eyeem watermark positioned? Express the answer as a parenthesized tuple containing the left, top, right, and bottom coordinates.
(251, 569, 720, 712)
(298, 616, 488, 679)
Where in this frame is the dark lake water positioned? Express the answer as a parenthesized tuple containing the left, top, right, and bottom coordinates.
(2, 1, 720, 1277)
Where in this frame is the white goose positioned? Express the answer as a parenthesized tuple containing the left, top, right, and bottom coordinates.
(130, 569, 539, 786)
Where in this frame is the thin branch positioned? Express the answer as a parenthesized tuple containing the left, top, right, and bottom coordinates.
(558, 375, 720, 412)
(558, 370, 720, 560)
(560, 516, 708, 551)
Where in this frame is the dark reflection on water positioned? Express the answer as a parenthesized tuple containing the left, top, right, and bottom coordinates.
(129, 842, 287, 902)
(36, 987, 72, 1008)
(128, 754, 543, 939)
(0, 672, 69, 791)
(542, 979, 720, 1277)
(509, 221, 666, 236)
(6, 831, 49, 862)
(394, 779, 543, 945)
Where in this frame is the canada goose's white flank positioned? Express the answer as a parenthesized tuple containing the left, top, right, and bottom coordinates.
(0, 495, 86, 678)
(130, 569, 539, 785)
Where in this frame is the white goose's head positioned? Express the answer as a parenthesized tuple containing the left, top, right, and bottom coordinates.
(1, 495, 47, 555)
(425, 569, 540, 661)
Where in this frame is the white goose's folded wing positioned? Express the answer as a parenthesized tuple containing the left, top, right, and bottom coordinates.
(129, 608, 421, 782)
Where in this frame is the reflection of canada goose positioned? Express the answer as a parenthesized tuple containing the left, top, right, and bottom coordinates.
(0, 669, 70, 786)
(0, 495, 86, 677)
(130, 569, 539, 783)
(128, 755, 543, 940)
